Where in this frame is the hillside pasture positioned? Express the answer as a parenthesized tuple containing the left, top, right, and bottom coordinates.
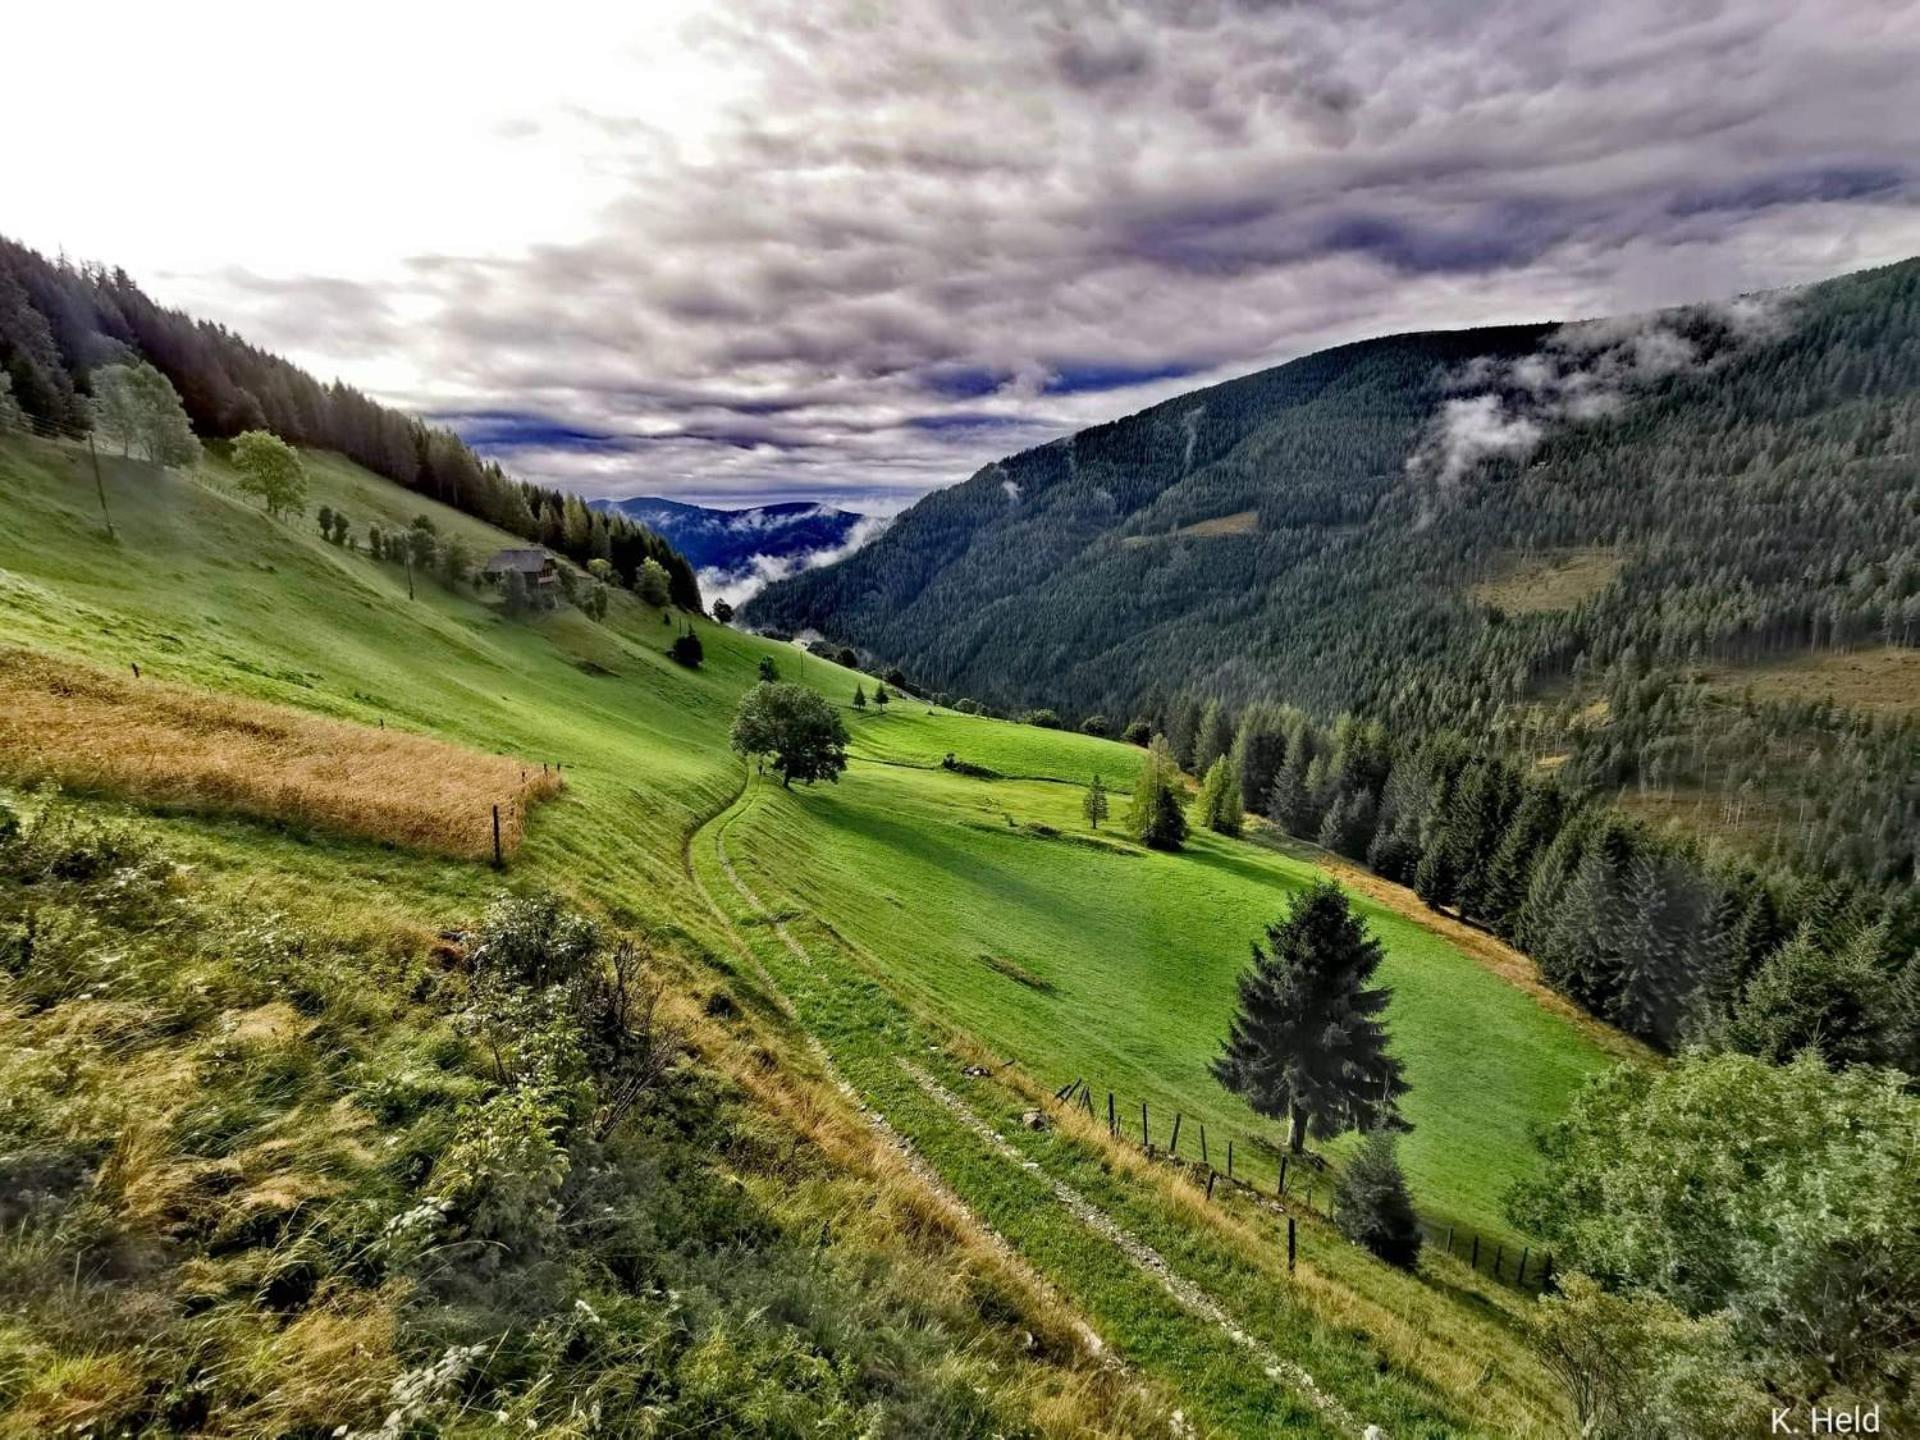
(720, 753, 1619, 1244)
(0, 646, 560, 858)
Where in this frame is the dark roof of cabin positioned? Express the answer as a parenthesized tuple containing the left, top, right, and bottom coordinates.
(483, 548, 554, 573)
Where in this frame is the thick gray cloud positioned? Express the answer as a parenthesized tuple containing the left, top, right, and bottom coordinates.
(177, 0, 1920, 509)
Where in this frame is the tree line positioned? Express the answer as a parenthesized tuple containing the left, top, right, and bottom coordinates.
(1115, 691, 1919, 1068)
(0, 235, 700, 608)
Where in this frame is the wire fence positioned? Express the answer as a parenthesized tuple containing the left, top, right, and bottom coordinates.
(1053, 1075, 1554, 1293)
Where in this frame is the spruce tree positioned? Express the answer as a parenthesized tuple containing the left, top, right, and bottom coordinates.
(1333, 1130, 1422, 1268)
(1232, 703, 1290, 814)
(1212, 881, 1408, 1152)
(1194, 700, 1236, 776)
(853, 684, 867, 710)
(1482, 783, 1564, 940)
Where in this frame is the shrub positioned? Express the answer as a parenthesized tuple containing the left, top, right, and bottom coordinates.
(1019, 709, 1062, 729)
(1080, 714, 1111, 737)
(953, 698, 982, 715)
(671, 631, 704, 667)
(1333, 1130, 1421, 1268)
(1122, 719, 1152, 746)
(469, 892, 600, 988)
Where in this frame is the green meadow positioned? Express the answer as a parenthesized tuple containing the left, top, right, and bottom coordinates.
(723, 733, 1615, 1242)
(0, 429, 1622, 1432)
(0, 426, 1615, 1240)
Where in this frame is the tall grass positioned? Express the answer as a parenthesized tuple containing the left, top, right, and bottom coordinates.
(0, 647, 560, 859)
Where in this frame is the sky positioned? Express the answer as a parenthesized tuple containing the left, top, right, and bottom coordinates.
(10, 0, 1920, 513)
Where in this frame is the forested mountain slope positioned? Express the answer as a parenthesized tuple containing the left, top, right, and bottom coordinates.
(747, 257, 1920, 884)
(750, 260, 1918, 721)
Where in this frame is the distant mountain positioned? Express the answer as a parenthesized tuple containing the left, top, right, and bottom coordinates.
(747, 259, 1918, 725)
(592, 496, 881, 607)
(748, 258, 1920, 888)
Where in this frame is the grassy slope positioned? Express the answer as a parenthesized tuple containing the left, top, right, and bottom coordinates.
(0, 431, 1611, 1433)
(723, 732, 1614, 1243)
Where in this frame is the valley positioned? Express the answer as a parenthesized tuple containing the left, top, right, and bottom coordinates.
(0, 427, 1600, 1434)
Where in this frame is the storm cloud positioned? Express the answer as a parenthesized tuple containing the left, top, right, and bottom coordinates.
(56, 0, 1920, 510)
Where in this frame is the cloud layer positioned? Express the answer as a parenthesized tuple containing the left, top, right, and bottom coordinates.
(32, 0, 1920, 510)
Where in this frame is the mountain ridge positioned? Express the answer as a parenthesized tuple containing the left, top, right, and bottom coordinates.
(594, 493, 877, 606)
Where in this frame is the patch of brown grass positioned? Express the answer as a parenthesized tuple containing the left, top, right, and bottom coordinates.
(1703, 645, 1920, 714)
(0, 646, 560, 859)
(1471, 547, 1622, 614)
(1121, 509, 1260, 548)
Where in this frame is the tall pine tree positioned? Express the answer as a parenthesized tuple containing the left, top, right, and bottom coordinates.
(1212, 882, 1409, 1153)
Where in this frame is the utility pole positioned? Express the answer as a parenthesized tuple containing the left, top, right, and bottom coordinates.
(87, 432, 114, 541)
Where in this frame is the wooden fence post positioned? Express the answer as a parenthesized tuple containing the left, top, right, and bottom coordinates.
(1445, 1226, 1454, 1256)
(1278, 1155, 1288, 1194)
(1205, 1171, 1216, 1203)
(1287, 1216, 1296, 1273)
(1226, 1140, 1234, 1181)
(1169, 1113, 1182, 1155)
(1517, 1247, 1529, 1285)
(1107, 1092, 1116, 1136)
(1140, 1101, 1149, 1151)
(1494, 1243, 1504, 1280)
(492, 805, 503, 867)
(1199, 1124, 1208, 1167)
(1470, 1235, 1479, 1271)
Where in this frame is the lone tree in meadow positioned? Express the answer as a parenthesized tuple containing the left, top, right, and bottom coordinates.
(1083, 773, 1110, 830)
(712, 599, 734, 624)
(874, 683, 890, 712)
(635, 557, 673, 608)
(1127, 735, 1188, 850)
(758, 655, 780, 683)
(730, 682, 849, 787)
(671, 627, 704, 667)
(853, 683, 867, 710)
(1212, 881, 1408, 1153)
(230, 429, 307, 518)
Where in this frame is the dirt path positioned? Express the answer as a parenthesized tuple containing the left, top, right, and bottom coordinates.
(692, 773, 1387, 1436)
(900, 1060, 1372, 1439)
(683, 771, 1110, 1360)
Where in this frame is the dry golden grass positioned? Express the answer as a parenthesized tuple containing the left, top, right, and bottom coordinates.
(0, 647, 560, 859)
(1121, 509, 1260, 548)
(1471, 547, 1622, 614)
(1703, 645, 1920, 714)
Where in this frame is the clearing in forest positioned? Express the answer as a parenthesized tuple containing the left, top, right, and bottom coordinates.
(1470, 547, 1622, 613)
